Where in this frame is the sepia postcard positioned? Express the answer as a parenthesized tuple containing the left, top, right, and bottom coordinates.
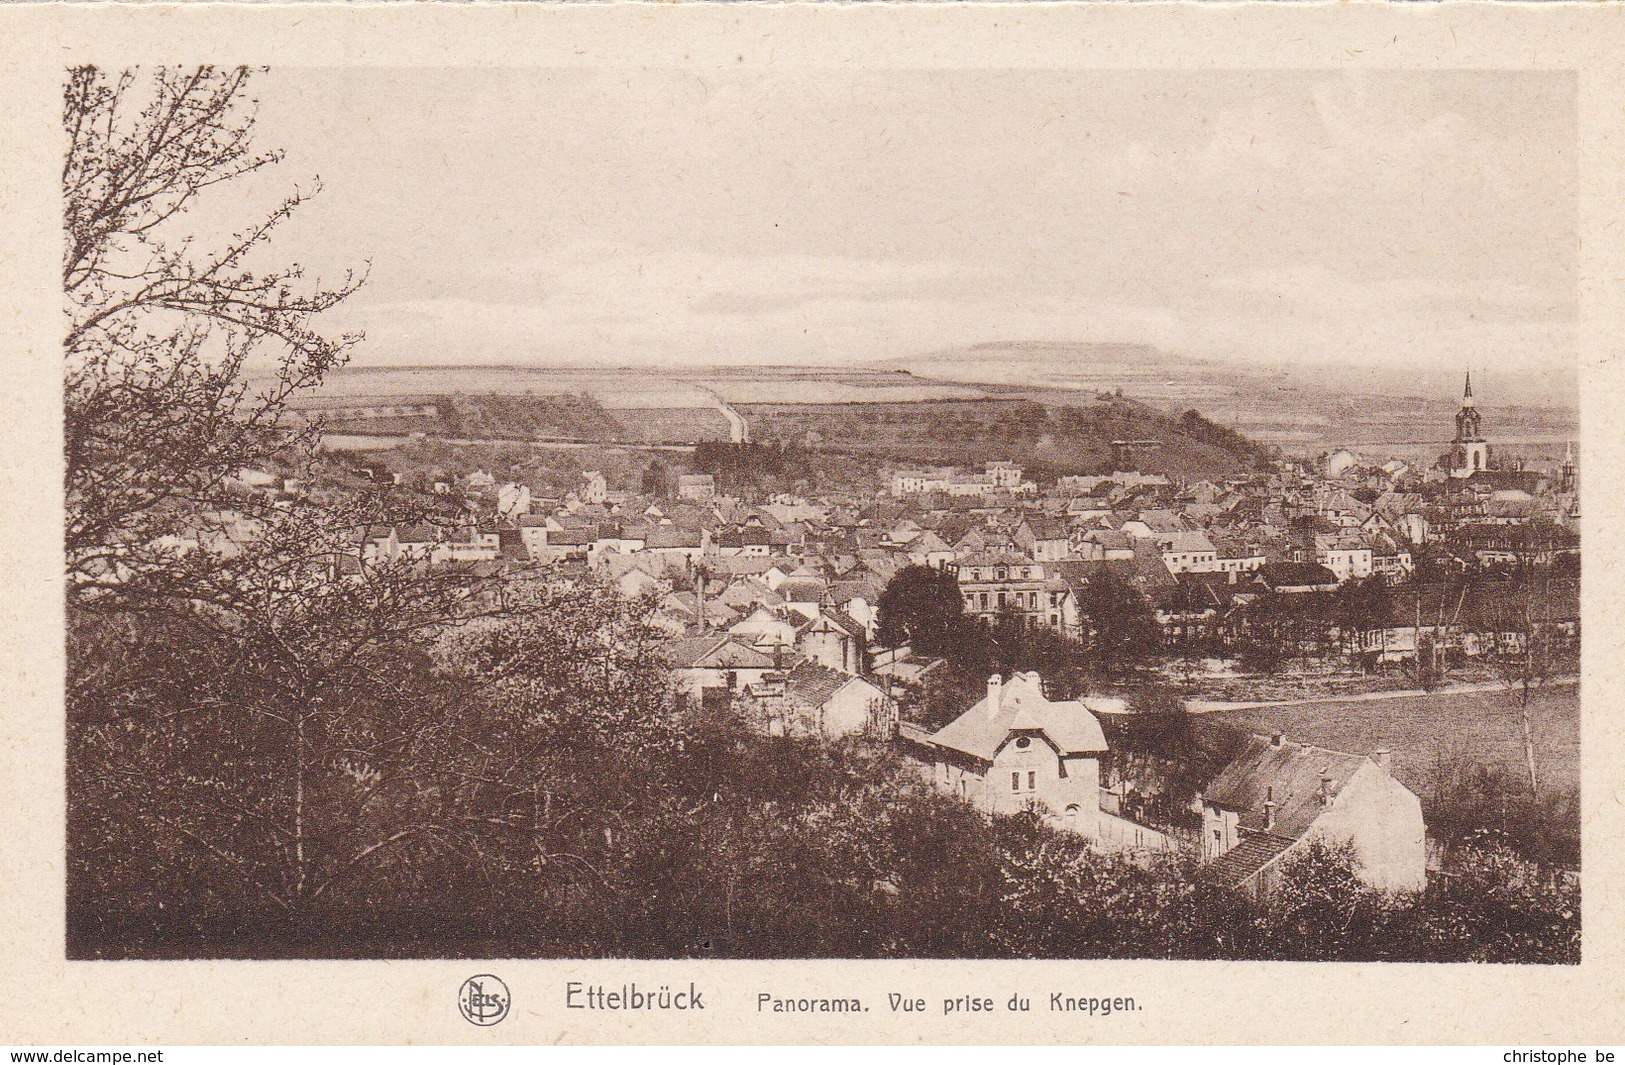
(1, 0, 1623, 1048)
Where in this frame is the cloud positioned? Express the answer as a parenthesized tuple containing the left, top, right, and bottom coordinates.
(271, 69, 1573, 380)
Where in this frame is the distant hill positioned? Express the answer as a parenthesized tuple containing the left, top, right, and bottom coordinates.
(871, 340, 1577, 454)
(279, 349, 1575, 465)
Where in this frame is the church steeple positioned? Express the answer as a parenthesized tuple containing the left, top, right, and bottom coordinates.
(1455, 373, 1483, 442)
(1450, 370, 1488, 477)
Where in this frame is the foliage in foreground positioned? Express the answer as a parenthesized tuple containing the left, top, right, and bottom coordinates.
(69, 587, 1579, 964)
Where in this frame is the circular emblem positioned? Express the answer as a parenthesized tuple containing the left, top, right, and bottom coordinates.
(458, 974, 511, 1026)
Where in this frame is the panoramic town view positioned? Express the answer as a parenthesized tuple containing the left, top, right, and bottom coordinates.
(65, 66, 1579, 963)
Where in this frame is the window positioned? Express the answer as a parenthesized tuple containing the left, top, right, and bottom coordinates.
(1027, 771, 1036, 790)
(1015, 736, 1031, 750)
(1011, 772, 1021, 792)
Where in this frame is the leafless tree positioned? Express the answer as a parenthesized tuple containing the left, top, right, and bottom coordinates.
(64, 65, 364, 596)
(1490, 573, 1577, 800)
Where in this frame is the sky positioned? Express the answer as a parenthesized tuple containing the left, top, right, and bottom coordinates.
(241, 66, 1577, 386)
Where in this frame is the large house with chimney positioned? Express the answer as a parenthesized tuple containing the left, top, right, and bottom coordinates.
(1201, 732, 1427, 898)
(900, 672, 1112, 837)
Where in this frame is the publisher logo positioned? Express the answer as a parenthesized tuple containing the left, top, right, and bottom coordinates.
(459, 974, 511, 1026)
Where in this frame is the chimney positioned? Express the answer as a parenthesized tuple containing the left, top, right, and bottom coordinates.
(1270, 731, 1284, 748)
(1375, 747, 1392, 774)
(986, 674, 1003, 718)
(1319, 771, 1333, 806)
(1263, 800, 1277, 831)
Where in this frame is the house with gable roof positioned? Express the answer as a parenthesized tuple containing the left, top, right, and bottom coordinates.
(666, 635, 778, 699)
(900, 671, 1111, 837)
(796, 606, 869, 674)
(1201, 732, 1426, 899)
(749, 660, 894, 739)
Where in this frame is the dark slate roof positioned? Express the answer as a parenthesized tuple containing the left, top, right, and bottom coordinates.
(1203, 734, 1372, 840)
(1254, 562, 1339, 589)
(497, 529, 529, 561)
(1024, 515, 1071, 540)
(820, 607, 867, 638)
(396, 524, 440, 544)
(549, 526, 597, 546)
(1465, 469, 1547, 493)
(958, 549, 1035, 568)
(778, 577, 828, 602)
(828, 578, 884, 604)
(665, 635, 776, 670)
(645, 526, 703, 549)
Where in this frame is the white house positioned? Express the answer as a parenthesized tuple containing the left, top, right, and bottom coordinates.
(756, 660, 895, 739)
(496, 482, 532, 519)
(579, 470, 608, 505)
(900, 672, 1111, 837)
(1201, 732, 1427, 898)
(666, 635, 778, 699)
(1157, 530, 1220, 575)
(677, 474, 717, 501)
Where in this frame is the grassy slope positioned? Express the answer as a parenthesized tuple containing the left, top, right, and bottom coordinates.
(1211, 685, 1580, 806)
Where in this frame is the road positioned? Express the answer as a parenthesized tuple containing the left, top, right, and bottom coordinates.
(322, 432, 698, 454)
(1185, 676, 1579, 714)
(693, 387, 751, 444)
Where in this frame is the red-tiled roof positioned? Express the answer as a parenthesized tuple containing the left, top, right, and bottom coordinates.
(784, 660, 864, 708)
(1207, 832, 1298, 889)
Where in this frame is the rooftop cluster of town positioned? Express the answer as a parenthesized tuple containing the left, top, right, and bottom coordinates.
(207, 375, 1578, 896)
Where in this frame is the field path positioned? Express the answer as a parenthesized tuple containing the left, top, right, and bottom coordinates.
(1186, 676, 1579, 714)
(694, 386, 750, 443)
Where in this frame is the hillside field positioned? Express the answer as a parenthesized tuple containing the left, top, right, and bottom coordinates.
(741, 395, 1270, 481)
(1212, 684, 1580, 807)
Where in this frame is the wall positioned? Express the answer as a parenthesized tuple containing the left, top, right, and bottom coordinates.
(1095, 809, 1184, 854)
(986, 738, 1100, 834)
(1202, 804, 1242, 860)
(1308, 763, 1428, 893)
(674, 666, 773, 699)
